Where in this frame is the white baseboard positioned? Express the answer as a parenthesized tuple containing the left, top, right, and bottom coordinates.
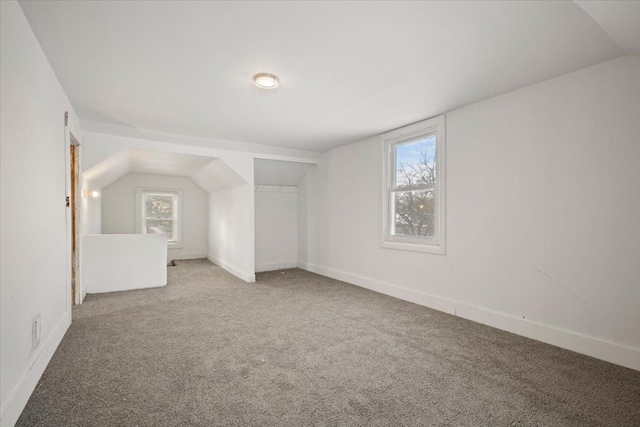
(207, 255, 255, 283)
(88, 282, 167, 294)
(255, 261, 298, 273)
(170, 252, 207, 261)
(0, 313, 71, 427)
(298, 261, 640, 372)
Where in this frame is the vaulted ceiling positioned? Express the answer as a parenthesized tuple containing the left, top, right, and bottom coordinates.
(83, 148, 310, 190)
(19, 1, 636, 152)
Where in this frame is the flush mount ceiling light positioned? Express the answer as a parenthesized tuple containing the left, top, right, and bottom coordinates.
(254, 73, 279, 90)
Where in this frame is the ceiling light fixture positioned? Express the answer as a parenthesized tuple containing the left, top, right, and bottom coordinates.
(254, 73, 279, 90)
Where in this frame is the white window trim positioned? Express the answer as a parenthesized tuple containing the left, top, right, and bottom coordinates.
(135, 188, 183, 249)
(381, 114, 446, 255)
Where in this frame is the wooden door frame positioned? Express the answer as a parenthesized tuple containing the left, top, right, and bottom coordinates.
(66, 128, 82, 306)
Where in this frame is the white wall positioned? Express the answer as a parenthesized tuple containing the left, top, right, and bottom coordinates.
(209, 184, 256, 282)
(82, 176, 102, 235)
(0, 1, 82, 425)
(101, 173, 209, 262)
(83, 234, 167, 293)
(299, 55, 640, 371)
(255, 186, 298, 272)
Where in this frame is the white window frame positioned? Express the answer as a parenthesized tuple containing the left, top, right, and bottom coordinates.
(381, 114, 446, 254)
(135, 188, 183, 249)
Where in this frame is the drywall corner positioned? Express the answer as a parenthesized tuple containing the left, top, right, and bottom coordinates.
(207, 255, 256, 283)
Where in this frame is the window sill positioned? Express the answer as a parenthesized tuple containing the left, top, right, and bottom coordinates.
(168, 243, 183, 249)
(380, 239, 445, 255)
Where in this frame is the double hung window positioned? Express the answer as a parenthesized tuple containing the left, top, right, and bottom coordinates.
(382, 115, 446, 254)
(136, 189, 182, 248)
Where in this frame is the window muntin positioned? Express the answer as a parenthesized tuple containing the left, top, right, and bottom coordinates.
(382, 115, 445, 254)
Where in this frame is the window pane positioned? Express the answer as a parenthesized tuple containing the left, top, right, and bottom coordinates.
(145, 219, 174, 241)
(144, 195, 174, 219)
(395, 136, 436, 189)
(393, 189, 435, 238)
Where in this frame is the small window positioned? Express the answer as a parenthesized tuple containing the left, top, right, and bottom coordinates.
(136, 189, 183, 248)
(382, 115, 446, 254)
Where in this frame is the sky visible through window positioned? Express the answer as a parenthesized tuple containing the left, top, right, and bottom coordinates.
(395, 135, 436, 187)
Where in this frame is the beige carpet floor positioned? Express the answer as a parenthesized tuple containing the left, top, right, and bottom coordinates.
(17, 259, 640, 426)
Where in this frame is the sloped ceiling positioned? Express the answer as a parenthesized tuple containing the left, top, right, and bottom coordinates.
(129, 149, 212, 177)
(83, 150, 131, 190)
(19, 1, 629, 152)
(575, 1, 640, 56)
(84, 148, 247, 192)
(191, 159, 248, 193)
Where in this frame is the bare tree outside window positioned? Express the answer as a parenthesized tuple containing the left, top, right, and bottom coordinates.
(143, 193, 176, 241)
(392, 136, 436, 238)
